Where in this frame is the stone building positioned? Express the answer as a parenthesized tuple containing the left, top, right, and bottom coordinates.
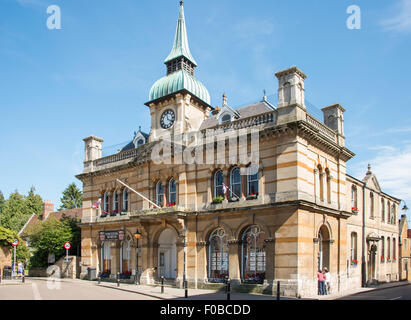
(399, 215, 410, 281)
(0, 244, 11, 278)
(76, 2, 402, 297)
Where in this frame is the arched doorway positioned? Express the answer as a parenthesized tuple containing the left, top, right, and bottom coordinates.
(318, 225, 330, 272)
(158, 228, 177, 279)
(367, 244, 377, 283)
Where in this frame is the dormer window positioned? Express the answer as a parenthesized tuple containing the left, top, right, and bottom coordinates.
(137, 139, 145, 146)
(221, 114, 232, 124)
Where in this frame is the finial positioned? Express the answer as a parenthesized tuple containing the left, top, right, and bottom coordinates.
(222, 93, 227, 106)
(367, 164, 372, 174)
(180, 1, 184, 6)
(263, 89, 267, 101)
(139, 126, 141, 132)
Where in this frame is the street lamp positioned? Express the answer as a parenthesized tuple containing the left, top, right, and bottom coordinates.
(134, 230, 142, 284)
(402, 201, 409, 213)
(182, 226, 188, 298)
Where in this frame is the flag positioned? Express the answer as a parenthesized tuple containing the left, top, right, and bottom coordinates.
(222, 183, 228, 195)
(92, 198, 101, 209)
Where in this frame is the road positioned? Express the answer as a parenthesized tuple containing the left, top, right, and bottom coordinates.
(337, 284, 411, 300)
(0, 279, 158, 300)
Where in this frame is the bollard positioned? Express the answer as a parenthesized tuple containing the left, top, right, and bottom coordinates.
(277, 281, 280, 301)
(161, 276, 164, 294)
(22, 276, 25, 283)
(98, 275, 101, 285)
(226, 278, 231, 301)
(184, 280, 188, 298)
(117, 272, 120, 287)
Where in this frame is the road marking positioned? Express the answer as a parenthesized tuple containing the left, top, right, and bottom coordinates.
(390, 296, 402, 300)
(31, 283, 42, 300)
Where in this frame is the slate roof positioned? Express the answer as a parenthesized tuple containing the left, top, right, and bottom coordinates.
(120, 130, 150, 152)
(200, 100, 276, 131)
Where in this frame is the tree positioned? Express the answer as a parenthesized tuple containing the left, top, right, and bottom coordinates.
(25, 186, 43, 215)
(0, 191, 4, 214)
(26, 216, 73, 268)
(59, 183, 82, 211)
(0, 191, 29, 232)
(0, 226, 30, 264)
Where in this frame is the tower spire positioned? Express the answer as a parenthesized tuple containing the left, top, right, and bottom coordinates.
(164, 1, 197, 67)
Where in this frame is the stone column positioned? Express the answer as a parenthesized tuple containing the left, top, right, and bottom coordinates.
(228, 239, 241, 284)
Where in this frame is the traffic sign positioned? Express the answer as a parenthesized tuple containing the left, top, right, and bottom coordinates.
(64, 242, 71, 250)
(11, 239, 19, 247)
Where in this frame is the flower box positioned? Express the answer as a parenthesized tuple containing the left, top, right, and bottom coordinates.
(166, 202, 176, 207)
(212, 196, 224, 204)
(381, 256, 385, 263)
(120, 210, 128, 216)
(101, 212, 108, 218)
(228, 196, 239, 202)
(351, 259, 358, 266)
(352, 207, 359, 215)
(110, 210, 118, 217)
(246, 193, 258, 200)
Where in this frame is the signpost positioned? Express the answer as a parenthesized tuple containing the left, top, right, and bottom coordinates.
(11, 239, 19, 279)
(64, 242, 71, 278)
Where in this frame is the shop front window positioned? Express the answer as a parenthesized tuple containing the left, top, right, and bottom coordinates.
(208, 228, 229, 282)
(241, 225, 266, 284)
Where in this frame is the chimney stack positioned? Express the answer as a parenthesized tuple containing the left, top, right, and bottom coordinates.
(40, 201, 54, 220)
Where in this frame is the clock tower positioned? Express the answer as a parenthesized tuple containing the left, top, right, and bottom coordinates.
(145, 1, 212, 142)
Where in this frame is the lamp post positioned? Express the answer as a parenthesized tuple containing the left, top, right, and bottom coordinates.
(182, 227, 188, 298)
(134, 229, 142, 285)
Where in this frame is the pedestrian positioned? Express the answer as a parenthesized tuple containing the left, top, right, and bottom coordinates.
(17, 261, 23, 278)
(324, 268, 331, 295)
(317, 269, 325, 295)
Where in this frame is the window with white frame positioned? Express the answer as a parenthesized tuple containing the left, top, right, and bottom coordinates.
(214, 170, 224, 198)
(113, 191, 119, 213)
(247, 166, 259, 197)
(168, 178, 177, 205)
(122, 189, 129, 212)
(156, 181, 164, 207)
(230, 167, 241, 199)
(103, 192, 109, 213)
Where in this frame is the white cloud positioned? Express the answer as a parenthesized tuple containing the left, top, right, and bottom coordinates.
(381, 0, 411, 33)
(350, 144, 411, 219)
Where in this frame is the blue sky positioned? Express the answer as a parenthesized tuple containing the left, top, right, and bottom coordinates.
(0, 0, 410, 221)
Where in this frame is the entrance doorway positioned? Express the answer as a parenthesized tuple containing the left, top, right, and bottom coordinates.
(367, 244, 377, 283)
(158, 228, 177, 279)
(318, 225, 330, 272)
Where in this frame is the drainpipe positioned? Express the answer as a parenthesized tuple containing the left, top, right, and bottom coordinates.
(361, 186, 366, 287)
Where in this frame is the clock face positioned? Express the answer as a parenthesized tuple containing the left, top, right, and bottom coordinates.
(160, 109, 175, 129)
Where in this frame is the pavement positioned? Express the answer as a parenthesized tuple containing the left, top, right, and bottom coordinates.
(0, 277, 409, 300)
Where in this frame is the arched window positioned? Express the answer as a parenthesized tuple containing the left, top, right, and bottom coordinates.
(156, 181, 164, 207)
(221, 114, 232, 124)
(318, 166, 324, 202)
(326, 169, 331, 204)
(121, 239, 131, 275)
(387, 237, 391, 261)
(351, 232, 358, 263)
(391, 204, 396, 225)
(230, 167, 241, 199)
(168, 178, 177, 206)
(387, 202, 391, 224)
(381, 199, 385, 222)
(103, 192, 109, 213)
(351, 186, 357, 210)
(370, 192, 374, 218)
(241, 225, 266, 283)
(113, 191, 119, 213)
(247, 166, 259, 197)
(122, 189, 129, 212)
(381, 236, 385, 262)
(393, 238, 396, 261)
(214, 170, 224, 198)
(208, 228, 229, 283)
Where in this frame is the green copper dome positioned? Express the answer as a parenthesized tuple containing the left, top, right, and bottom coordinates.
(149, 69, 211, 105)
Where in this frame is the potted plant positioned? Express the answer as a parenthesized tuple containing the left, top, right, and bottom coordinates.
(381, 256, 385, 263)
(110, 210, 118, 217)
(101, 211, 108, 218)
(166, 202, 176, 207)
(351, 259, 358, 266)
(352, 207, 359, 215)
(228, 196, 239, 202)
(246, 192, 258, 200)
(212, 196, 224, 204)
(120, 209, 128, 216)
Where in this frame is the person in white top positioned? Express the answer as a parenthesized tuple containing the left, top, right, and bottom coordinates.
(323, 267, 331, 295)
